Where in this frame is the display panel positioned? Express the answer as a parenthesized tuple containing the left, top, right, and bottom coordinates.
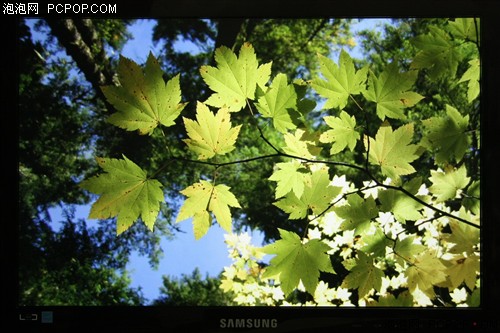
(5, 0, 499, 332)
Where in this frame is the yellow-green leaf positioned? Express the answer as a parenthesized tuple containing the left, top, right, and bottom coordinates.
(282, 128, 321, 159)
(342, 251, 384, 299)
(101, 52, 186, 135)
(445, 254, 479, 290)
(445, 217, 480, 255)
(429, 165, 470, 202)
(406, 250, 448, 298)
(261, 229, 335, 296)
(458, 58, 480, 103)
(410, 25, 462, 80)
(365, 122, 420, 180)
(362, 63, 423, 120)
(183, 102, 242, 160)
(335, 194, 378, 234)
(200, 42, 272, 112)
(379, 177, 424, 222)
(176, 180, 241, 239)
(274, 167, 341, 219)
(255, 73, 298, 133)
(269, 160, 310, 199)
(319, 110, 360, 155)
(80, 155, 164, 235)
(447, 18, 480, 43)
(312, 50, 368, 110)
(421, 105, 470, 164)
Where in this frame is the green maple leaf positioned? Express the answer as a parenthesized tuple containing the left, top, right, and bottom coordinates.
(429, 165, 470, 202)
(362, 63, 424, 120)
(261, 228, 335, 296)
(301, 167, 341, 215)
(200, 42, 272, 112)
(176, 180, 241, 239)
(379, 177, 424, 222)
(421, 105, 470, 164)
(360, 225, 393, 257)
(255, 73, 299, 133)
(312, 49, 368, 109)
(365, 122, 420, 180)
(410, 25, 462, 80)
(274, 167, 341, 219)
(467, 288, 480, 307)
(282, 128, 321, 159)
(370, 291, 413, 307)
(273, 193, 308, 220)
(445, 217, 480, 255)
(342, 251, 384, 299)
(447, 18, 480, 42)
(183, 102, 242, 160)
(458, 58, 480, 103)
(268, 160, 310, 199)
(319, 110, 360, 155)
(406, 250, 448, 298)
(335, 194, 378, 234)
(394, 235, 426, 265)
(445, 254, 479, 290)
(101, 52, 186, 135)
(80, 155, 164, 235)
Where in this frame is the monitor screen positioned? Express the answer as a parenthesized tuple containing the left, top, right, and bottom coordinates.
(5, 0, 499, 332)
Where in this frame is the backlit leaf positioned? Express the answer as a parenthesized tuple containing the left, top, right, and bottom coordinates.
(429, 165, 470, 202)
(458, 58, 480, 103)
(410, 25, 462, 80)
(447, 18, 479, 43)
(335, 194, 378, 234)
(312, 50, 368, 110)
(463, 180, 480, 215)
(342, 251, 384, 299)
(176, 180, 241, 239)
(261, 229, 335, 296)
(406, 250, 448, 298)
(319, 110, 360, 155)
(183, 102, 242, 160)
(274, 167, 341, 219)
(394, 236, 426, 265)
(362, 63, 423, 120)
(255, 73, 298, 133)
(273, 192, 308, 220)
(360, 225, 393, 257)
(379, 177, 424, 221)
(80, 155, 164, 235)
(200, 42, 272, 112)
(101, 52, 186, 135)
(269, 160, 310, 199)
(365, 122, 420, 180)
(445, 254, 479, 290)
(421, 105, 470, 164)
(282, 128, 321, 159)
(445, 216, 480, 255)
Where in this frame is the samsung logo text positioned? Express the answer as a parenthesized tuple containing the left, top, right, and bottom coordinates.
(220, 318, 278, 329)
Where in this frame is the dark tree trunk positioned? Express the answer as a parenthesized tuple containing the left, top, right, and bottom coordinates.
(45, 18, 115, 111)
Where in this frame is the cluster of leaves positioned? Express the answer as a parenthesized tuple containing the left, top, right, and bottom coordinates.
(81, 18, 480, 306)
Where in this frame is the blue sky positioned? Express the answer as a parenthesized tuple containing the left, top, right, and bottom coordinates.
(30, 18, 387, 303)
